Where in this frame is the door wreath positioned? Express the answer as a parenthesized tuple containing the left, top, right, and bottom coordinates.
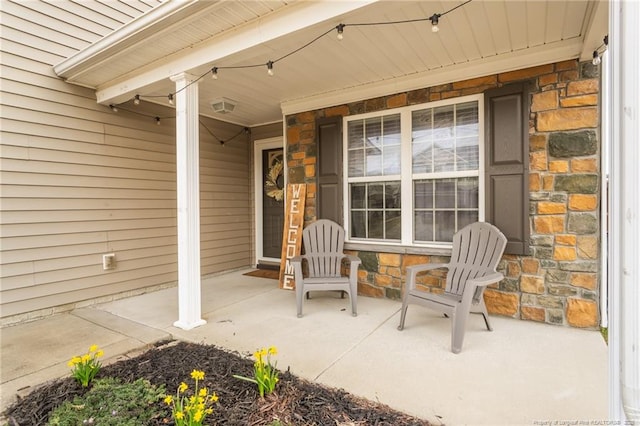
(265, 159, 284, 201)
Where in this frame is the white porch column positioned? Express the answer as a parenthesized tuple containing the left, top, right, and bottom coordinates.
(171, 72, 206, 330)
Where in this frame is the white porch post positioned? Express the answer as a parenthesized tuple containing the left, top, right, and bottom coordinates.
(171, 72, 206, 330)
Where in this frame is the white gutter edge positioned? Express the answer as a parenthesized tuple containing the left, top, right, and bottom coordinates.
(53, 0, 205, 79)
(600, 49, 609, 329)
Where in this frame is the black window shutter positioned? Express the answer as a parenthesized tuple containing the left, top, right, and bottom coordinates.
(484, 83, 530, 255)
(316, 117, 343, 225)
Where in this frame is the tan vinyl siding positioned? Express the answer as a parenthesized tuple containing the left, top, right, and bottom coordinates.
(200, 122, 252, 275)
(0, 0, 251, 321)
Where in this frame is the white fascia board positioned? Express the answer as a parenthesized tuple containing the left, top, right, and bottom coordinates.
(95, 0, 378, 105)
(579, 0, 609, 61)
(54, 0, 212, 80)
(281, 37, 583, 116)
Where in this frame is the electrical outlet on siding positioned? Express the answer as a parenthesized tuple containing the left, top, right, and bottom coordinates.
(102, 253, 116, 270)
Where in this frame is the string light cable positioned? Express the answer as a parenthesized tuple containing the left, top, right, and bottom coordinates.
(111, 0, 473, 118)
(199, 119, 250, 146)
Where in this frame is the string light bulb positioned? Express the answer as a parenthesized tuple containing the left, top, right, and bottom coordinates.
(592, 50, 601, 66)
(211, 67, 218, 80)
(109, 104, 118, 112)
(267, 61, 274, 76)
(133, 95, 140, 105)
(168, 94, 174, 105)
(155, 117, 161, 125)
(430, 13, 440, 32)
(336, 24, 345, 41)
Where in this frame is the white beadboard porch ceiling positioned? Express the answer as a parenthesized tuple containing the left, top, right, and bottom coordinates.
(54, 0, 609, 127)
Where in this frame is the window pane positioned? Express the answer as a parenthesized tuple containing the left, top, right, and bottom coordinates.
(414, 181, 433, 209)
(412, 109, 433, 142)
(435, 180, 455, 208)
(349, 182, 401, 241)
(457, 178, 479, 208)
(434, 138, 455, 172)
(351, 184, 366, 209)
(383, 114, 401, 146)
(365, 118, 382, 149)
(386, 210, 401, 240)
(458, 210, 478, 230)
(414, 211, 434, 241)
(433, 105, 454, 139)
(384, 145, 401, 174)
(351, 211, 366, 238)
(368, 211, 384, 239)
(412, 142, 432, 173)
(456, 137, 479, 171)
(368, 184, 384, 208)
(385, 182, 401, 209)
(435, 211, 455, 241)
(366, 147, 382, 175)
(348, 121, 364, 149)
(413, 177, 479, 243)
(348, 149, 364, 177)
(456, 102, 479, 138)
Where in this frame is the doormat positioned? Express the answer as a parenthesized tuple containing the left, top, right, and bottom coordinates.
(243, 269, 280, 280)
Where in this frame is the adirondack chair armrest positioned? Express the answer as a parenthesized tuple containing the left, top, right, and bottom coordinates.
(290, 255, 307, 274)
(340, 255, 361, 277)
(343, 254, 362, 265)
(461, 272, 504, 307)
(405, 263, 449, 291)
(467, 272, 504, 287)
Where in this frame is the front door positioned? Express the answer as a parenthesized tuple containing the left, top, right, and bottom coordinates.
(254, 138, 284, 264)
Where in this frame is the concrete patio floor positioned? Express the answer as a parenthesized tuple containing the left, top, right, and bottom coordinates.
(1, 268, 608, 425)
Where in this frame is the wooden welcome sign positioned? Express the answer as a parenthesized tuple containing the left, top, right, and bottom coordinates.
(279, 183, 306, 290)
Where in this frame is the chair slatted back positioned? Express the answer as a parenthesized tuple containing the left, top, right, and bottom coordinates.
(445, 222, 507, 296)
(303, 219, 345, 278)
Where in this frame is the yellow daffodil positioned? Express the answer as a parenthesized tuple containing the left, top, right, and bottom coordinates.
(190, 369, 205, 380)
(89, 344, 98, 352)
(194, 410, 203, 422)
(164, 395, 173, 405)
(268, 346, 277, 355)
(199, 387, 208, 397)
(179, 382, 188, 393)
(96, 350, 104, 358)
(205, 407, 214, 414)
(210, 393, 219, 403)
(81, 354, 91, 363)
(175, 411, 184, 420)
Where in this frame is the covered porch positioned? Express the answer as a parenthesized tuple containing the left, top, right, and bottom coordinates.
(1, 269, 608, 425)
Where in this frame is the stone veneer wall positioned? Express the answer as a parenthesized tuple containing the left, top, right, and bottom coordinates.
(285, 60, 601, 328)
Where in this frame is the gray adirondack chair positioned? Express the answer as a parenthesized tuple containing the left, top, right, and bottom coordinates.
(291, 219, 361, 317)
(398, 222, 507, 353)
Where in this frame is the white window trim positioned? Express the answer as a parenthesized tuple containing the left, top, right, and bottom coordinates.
(342, 93, 485, 248)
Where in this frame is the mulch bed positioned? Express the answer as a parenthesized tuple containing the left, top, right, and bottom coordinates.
(3, 340, 431, 425)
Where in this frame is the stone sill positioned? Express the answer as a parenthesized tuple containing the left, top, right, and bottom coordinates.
(344, 241, 453, 257)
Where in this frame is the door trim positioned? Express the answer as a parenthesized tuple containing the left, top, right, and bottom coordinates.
(254, 137, 285, 265)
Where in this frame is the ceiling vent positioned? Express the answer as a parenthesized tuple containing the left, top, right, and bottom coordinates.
(211, 97, 236, 114)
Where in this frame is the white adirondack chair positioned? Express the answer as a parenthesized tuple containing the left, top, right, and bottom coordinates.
(291, 219, 361, 317)
(398, 222, 507, 353)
